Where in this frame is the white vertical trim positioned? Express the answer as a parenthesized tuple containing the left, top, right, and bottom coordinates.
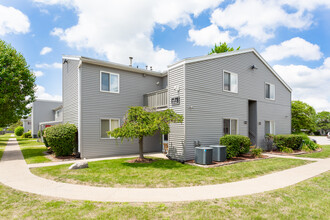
(77, 61, 82, 154)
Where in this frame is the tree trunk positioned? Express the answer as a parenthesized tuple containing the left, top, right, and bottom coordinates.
(139, 136, 144, 159)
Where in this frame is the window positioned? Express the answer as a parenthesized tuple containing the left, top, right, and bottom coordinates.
(56, 110, 60, 118)
(223, 118, 238, 135)
(265, 83, 275, 100)
(100, 72, 119, 93)
(265, 120, 275, 135)
(223, 71, 238, 93)
(100, 118, 120, 138)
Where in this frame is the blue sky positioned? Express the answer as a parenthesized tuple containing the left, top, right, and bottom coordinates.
(1, 0, 330, 111)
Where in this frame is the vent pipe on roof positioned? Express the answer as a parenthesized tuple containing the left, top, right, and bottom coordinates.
(129, 57, 133, 66)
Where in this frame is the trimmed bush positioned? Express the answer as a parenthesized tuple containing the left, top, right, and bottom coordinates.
(21, 130, 32, 138)
(44, 123, 78, 157)
(220, 135, 251, 159)
(38, 130, 41, 138)
(14, 126, 24, 136)
(298, 133, 319, 151)
(273, 134, 303, 151)
(250, 146, 263, 158)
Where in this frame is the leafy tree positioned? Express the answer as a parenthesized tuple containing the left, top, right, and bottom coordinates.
(209, 42, 240, 55)
(0, 39, 36, 127)
(108, 106, 183, 161)
(316, 111, 330, 134)
(291, 101, 316, 133)
(7, 120, 23, 131)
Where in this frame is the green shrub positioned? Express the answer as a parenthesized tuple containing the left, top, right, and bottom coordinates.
(277, 145, 294, 153)
(251, 146, 263, 158)
(38, 130, 41, 138)
(273, 134, 303, 151)
(21, 130, 32, 138)
(44, 123, 78, 157)
(41, 130, 49, 148)
(298, 133, 319, 151)
(220, 135, 251, 159)
(14, 126, 24, 136)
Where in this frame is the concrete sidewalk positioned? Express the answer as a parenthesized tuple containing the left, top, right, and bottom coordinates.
(0, 138, 329, 203)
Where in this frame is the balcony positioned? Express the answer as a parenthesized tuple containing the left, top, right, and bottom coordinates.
(144, 88, 168, 109)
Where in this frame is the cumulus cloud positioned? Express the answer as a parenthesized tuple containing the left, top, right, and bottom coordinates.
(0, 4, 30, 36)
(35, 62, 62, 69)
(34, 70, 44, 77)
(262, 37, 323, 62)
(35, 85, 62, 101)
(274, 58, 330, 112)
(210, 0, 330, 42)
(40, 47, 52, 55)
(34, 0, 222, 70)
(188, 24, 234, 46)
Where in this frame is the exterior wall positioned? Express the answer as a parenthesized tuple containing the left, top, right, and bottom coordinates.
(183, 52, 291, 160)
(167, 65, 186, 161)
(22, 117, 31, 132)
(62, 59, 80, 125)
(79, 62, 163, 158)
(31, 100, 62, 137)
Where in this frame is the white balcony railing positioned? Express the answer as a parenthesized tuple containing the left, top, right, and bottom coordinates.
(144, 88, 168, 109)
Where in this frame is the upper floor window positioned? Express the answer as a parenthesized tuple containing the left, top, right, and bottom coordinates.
(101, 72, 119, 93)
(223, 118, 238, 135)
(223, 71, 238, 93)
(265, 83, 275, 100)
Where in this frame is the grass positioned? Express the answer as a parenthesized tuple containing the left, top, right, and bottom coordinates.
(297, 145, 330, 159)
(16, 136, 51, 164)
(0, 133, 12, 160)
(0, 171, 329, 219)
(31, 157, 310, 188)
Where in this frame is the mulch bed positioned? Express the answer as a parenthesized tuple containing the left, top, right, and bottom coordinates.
(185, 154, 269, 168)
(266, 148, 322, 156)
(43, 151, 79, 162)
(126, 157, 154, 163)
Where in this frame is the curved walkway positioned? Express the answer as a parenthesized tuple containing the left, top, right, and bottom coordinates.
(0, 138, 329, 203)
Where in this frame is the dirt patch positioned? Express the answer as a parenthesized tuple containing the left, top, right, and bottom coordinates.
(43, 151, 80, 162)
(126, 157, 154, 163)
(186, 154, 269, 168)
(267, 148, 322, 156)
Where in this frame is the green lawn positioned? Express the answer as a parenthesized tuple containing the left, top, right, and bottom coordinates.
(16, 137, 51, 164)
(31, 157, 310, 188)
(0, 133, 12, 160)
(0, 171, 329, 219)
(297, 145, 330, 159)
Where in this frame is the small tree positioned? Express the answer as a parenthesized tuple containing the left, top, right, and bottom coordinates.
(316, 111, 330, 134)
(108, 107, 183, 161)
(208, 42, 240, 55)
(291, 101, 316, 133)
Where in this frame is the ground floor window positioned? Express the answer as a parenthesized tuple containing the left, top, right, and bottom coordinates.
(101, 118, 120, 138)
(224, 118, 238, 135)
(265, 120, 275, 135)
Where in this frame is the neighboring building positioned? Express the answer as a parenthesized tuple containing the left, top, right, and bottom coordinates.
(62, 48, 291, 160)
(31, 100, 63, 138)
(22, 116, 31, 132)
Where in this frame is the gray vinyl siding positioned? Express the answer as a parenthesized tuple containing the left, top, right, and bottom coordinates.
(31, 100, 62, 137)
(168, 65, 185, 160)
(79, 63, 163, 158)
(183, 52, 291, 160)
(62, 59, 79, 125)
(55, 109, 63, 122)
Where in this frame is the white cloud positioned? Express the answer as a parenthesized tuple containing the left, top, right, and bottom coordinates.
(262, 37, 323, 62)
(274, 58, 330, 112)
(0, 4, 30, 36)
(210, 0, 330, 42)
(35, 0, 223, 70)
(35, 85, 62, 101)
(40, 47, 52, 55)
(34, 70, 44, 77)
(35, 62, 62, 69)
(188, 24, 234, 46)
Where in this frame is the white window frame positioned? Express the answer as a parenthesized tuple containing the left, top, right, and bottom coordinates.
(223, 118, 239, 135)
(223, 70, 238, 94)
(265, 82, 275, 100)
(100, 71, 120, 94)
(100, 118, 120, 139)
(265, 120, 275, 135)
